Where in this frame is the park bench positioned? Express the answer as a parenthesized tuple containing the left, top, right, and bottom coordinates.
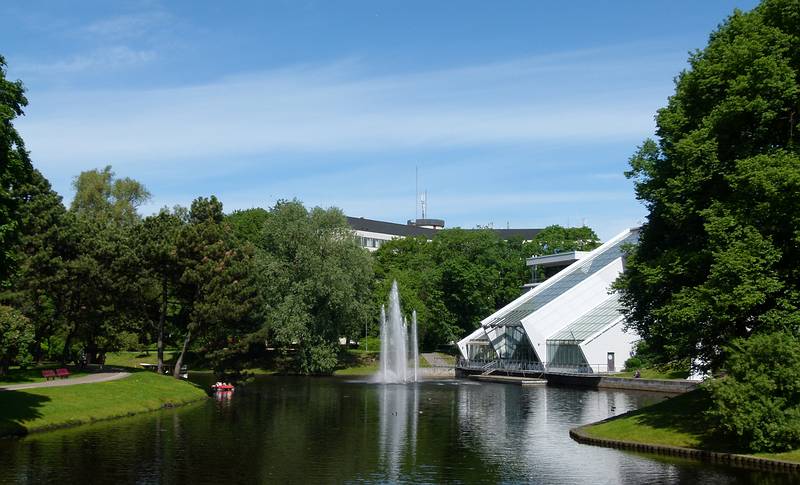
(41, 369, 57, 380)
(55, 368, 71, 379)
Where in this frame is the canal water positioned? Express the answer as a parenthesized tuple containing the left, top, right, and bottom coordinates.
(0, 376, 794, 484)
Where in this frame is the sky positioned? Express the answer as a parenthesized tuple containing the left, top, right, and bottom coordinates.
(1, 0, 760, 240)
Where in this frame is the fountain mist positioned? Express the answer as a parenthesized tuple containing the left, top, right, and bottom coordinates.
(377, 281, 419, 383)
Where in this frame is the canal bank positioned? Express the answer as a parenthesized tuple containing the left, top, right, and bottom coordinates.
(0, 371, 207, 437)
(571, 389, 800, 474)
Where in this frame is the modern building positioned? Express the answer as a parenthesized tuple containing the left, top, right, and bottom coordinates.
(457, 227, 640, 374)
(347, 216, 542, 252)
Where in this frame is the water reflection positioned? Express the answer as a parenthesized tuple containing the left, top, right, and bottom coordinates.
(0, 377, 795, 484)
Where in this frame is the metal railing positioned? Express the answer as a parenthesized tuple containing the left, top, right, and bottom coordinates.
(457, 358, 614, 375)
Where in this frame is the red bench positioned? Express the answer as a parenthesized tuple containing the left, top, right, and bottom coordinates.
(41, 369, 57, 380)
(55, 368, 71, 379)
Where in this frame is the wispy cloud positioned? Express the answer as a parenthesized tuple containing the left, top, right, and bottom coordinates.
(84, 11, 171, 41)
(18, 47, 665, 172)
(17, 46, 157, 75)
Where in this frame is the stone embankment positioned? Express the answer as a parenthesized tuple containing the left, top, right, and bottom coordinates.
(570, 423, 800, 473)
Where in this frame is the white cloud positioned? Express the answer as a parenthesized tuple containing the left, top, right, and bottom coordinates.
(18, 48, 665, 173)
(84, 11, 171, 40)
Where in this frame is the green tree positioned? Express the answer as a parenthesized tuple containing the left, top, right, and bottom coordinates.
(0, 169, 75, 361)
(172, 196, 259, 377)
(70, 165, 151, 225)
(63, 166, 151, 363)
(525, 225, 601, 256)
(227, 208, 270, 245)
(705, 331, 800, 452)
(257, 200, 373, 374)
(0, 55, 32, 283)
(0, 305, 34, 375)
(140, 209, 184, 373)
(616, 0, 800, 370)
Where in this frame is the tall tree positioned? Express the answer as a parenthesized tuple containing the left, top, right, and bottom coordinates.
(64, 166, 151, 363)
(0, 169, 75, 361)
(140, 209, 184, 373)
(616, 0, 800, 370)
(172, 196, 259, 377)
(0, 55, 32, 283)
(257, 200, 373, 374)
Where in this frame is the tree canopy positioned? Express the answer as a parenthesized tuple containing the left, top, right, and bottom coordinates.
(0, 55, 32, 283)
(616, 0, 800, 370)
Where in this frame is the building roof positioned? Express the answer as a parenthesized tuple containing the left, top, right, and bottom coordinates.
(346, 217, 436, 237)
(548, 295, 624, 342)
(346, 216, 541, 240)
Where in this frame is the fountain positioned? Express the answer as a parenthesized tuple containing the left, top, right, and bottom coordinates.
(377, 281, 419, 383)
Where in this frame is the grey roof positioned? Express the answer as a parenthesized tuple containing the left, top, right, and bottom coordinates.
(346, 216, 541, 240)
(346, 217, 436, 237)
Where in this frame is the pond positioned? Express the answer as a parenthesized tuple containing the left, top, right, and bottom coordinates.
(0, 376, 793, 484)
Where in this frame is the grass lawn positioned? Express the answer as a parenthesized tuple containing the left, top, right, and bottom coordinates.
(615, 368, 690, 380)
(0, 371, 207, 437)
(581, 389, 800, 463)
(104, 350, 181, 369)
(0, 365, 91, 385)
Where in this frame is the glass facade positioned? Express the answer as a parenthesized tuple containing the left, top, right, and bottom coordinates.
(484, 230, 638, 329)
(485, 324, 538, 362)
(546, 296, 624, 370)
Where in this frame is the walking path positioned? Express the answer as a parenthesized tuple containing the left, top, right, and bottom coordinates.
(421, 352, 454, 368)
(0, 371, 131, 391)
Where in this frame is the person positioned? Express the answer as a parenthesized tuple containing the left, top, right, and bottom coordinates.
(634, 369, 641, 378)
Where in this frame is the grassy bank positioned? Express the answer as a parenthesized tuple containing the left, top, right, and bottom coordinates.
(0, 371, 207, 437)
(580, 389, 800, 464)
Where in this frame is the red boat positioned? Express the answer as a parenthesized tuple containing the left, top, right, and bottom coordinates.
(212, 383, 234, 392)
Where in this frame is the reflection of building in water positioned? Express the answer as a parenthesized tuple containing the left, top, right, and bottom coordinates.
(458, 227, 640, 374)
(455, 384, 673, 483)
(378, 385, 419, 481)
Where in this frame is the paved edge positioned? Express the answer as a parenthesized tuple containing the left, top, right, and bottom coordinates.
(569, 422, 800, 473)
(0, 371, 131, 391)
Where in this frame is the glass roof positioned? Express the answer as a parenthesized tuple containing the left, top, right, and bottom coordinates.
(484, 230, 638, 329)
(548, 295, 623, 342)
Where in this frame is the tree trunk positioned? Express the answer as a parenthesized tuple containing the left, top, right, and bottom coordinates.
(173, 329, 192, 379)
(62, 330, 75, 364)
(157, 274, 167, 374)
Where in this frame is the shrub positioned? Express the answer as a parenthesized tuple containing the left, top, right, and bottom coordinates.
(624, 356, 643, 371)
(0, 306, 35, 375)
(705, 331, 800, 452)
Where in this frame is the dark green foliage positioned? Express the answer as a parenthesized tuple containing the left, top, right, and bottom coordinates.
(0, 55, 32, 283)
(616, 0, 800, 369)
(172, 196, 260, 376)
(256, 200, 373, 374)
(374, 225, 600, 349)
(706, 331, 800, 452)
(0, 169, 74, 361)
(0, 305, 34, 375)
(227, 208, 270, 245)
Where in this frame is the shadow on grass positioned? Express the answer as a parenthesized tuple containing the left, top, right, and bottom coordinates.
(0, 390, 50, 437)
(626, 388, 739, 453)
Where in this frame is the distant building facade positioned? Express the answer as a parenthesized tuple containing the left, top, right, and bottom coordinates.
(346, 216, 542, 252)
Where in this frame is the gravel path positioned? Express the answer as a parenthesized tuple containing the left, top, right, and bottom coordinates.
(0, 372, 131, 391)
(421, 352, 454, 368)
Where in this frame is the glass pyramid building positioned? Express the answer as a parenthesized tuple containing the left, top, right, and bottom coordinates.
(457, 227, 640, 373)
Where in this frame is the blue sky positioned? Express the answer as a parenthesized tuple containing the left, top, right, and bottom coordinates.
(2, 0, 759, 240)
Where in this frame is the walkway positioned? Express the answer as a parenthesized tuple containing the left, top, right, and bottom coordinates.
(421, 352, 454, 368)
(0, 371, 131, 391)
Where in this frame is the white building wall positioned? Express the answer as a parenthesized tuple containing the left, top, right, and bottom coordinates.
(353, 229, 401, 251)
(580, 319, 637, 372)
(522, 258, 624, 363)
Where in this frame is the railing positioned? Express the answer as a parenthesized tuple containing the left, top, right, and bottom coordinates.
(457, 357, 545, 374)
(457, 358, 614, 375)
